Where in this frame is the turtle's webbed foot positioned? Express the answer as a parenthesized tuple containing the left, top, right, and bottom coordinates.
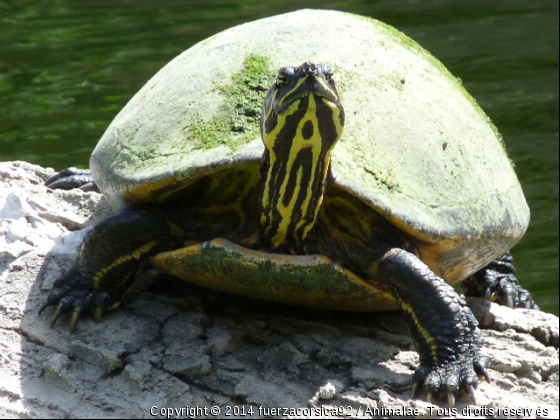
(40, 268, 119, 332)
(45, 167, 99, 192)
(412, 351, 490, 407)
(462, 251, 539, 310)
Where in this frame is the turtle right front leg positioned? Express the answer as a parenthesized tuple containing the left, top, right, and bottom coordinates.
(40, 210, 181, 331)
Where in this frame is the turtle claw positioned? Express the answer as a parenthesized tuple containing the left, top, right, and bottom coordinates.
(466, 385, 477, 405)
(40, 268, 120, 331)
(39, 285, 68, 315)
(427, 392, 433, 404)
(411, 382, 419, 398)
(49, 303, 67, 328)
(43, 291, 109, 331)
(447, 393, 456, 408)
(462, 252, 539, 310)
(70, 308, 82, 332)
(411, 351, 489, 407)
(474, 357, 491, 384)
(506, 294, 514, 309)
(38, 300, 54, 316)
(94, 307, 104, 323)
(45, 295, 87, 332)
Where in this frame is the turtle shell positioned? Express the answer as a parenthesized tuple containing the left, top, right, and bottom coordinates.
(90, 9, 529, 284)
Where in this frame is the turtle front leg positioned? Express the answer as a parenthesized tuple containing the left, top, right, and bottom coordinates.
(377, 248, 489, 406)
(462, 251, 539, 310)
(40, 210, 181, 331)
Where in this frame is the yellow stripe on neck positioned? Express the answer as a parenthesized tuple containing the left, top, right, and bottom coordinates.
(262, 94, 333, 247)
(273, 95, 323, 246)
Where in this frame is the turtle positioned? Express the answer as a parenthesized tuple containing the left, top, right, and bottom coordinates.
(41, 10, 538, 405)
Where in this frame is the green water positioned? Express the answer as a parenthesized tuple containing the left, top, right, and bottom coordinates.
(1, 0, 558, 314)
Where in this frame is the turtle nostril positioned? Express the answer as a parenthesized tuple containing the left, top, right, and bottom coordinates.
(301, 61, 317, 75)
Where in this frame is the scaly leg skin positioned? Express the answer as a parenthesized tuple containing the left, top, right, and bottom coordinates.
(45, 167, 98, 192)
(377, 249, 490, 407)
(462, 251, 539, 310)
(40, 210, 180, 332)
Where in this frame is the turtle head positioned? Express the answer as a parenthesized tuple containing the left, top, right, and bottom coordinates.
(260, 62, 345, 250)
(261, 62, 345, 142)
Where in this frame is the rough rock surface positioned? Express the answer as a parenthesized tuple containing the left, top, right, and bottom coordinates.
(0, 161, 558, 419)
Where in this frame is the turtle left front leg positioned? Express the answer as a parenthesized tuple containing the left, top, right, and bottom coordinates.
(40, 209, 181, 331)
(377, 248, 489, 406)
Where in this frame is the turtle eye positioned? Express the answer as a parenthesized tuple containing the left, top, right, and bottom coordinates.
(276, 67, 295, 88)
(320, 64, 334, 83)
(276, 75, 289, 87)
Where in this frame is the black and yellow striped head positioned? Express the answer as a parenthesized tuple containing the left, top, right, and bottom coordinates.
(260, 62, 345, 250)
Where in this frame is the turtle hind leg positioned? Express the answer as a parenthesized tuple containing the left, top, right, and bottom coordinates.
(45, 167, 98, 191)
(462, 251, 539, 310)
(377, 248, 489, 406)
(40, 209, 180, 331)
